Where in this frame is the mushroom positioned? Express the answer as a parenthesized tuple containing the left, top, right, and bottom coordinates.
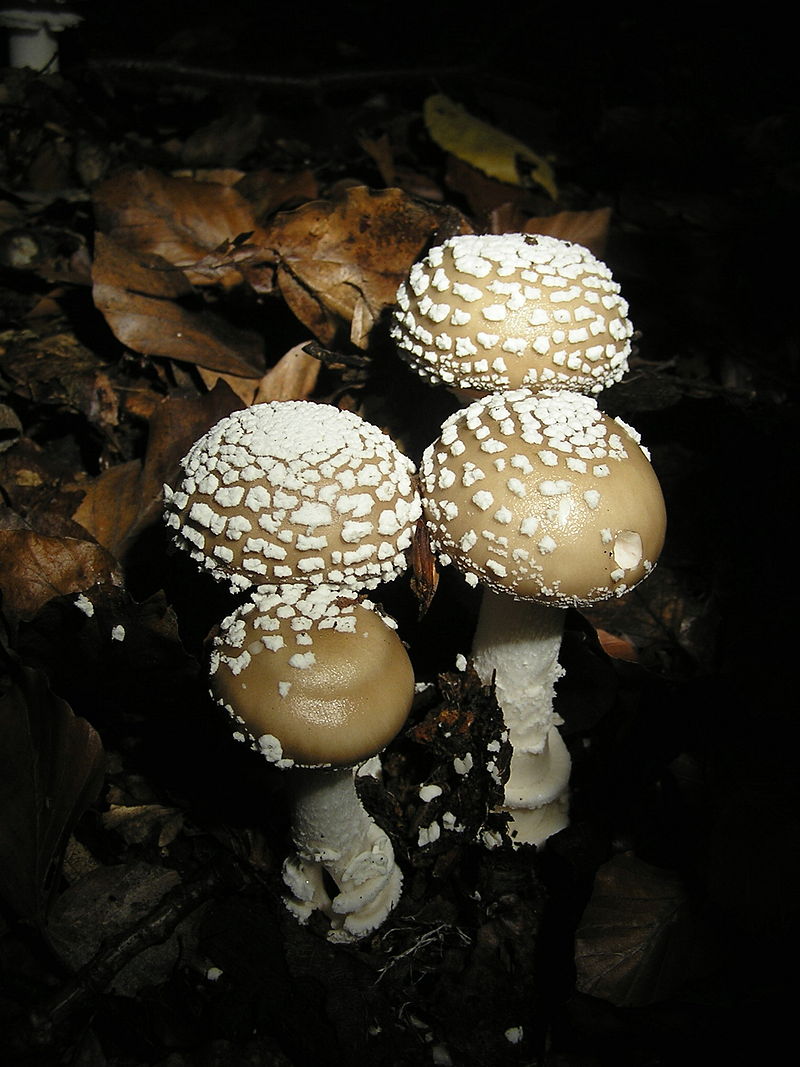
(210, 583, 413, 942)
(164, 400, 422, 937)
(164, 400, 421, 594)
(391, 232, 633, 397)
(419, 388, 666, 846)
(0, 2, 82, 71)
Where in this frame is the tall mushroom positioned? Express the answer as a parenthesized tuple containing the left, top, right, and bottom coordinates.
(164, 400, 422, 936)
(210, 584, 414, 941)
(391, 232, 633, 397)
(419, 388, 666, 846)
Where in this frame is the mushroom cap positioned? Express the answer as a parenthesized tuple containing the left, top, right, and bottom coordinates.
(210, 585, 414, 768)
(420, 389, 666, 606)
(164, 401, 421, 592)
(391, 233, 632, 395)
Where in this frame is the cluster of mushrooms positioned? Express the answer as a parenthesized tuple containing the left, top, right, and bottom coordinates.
(164, 232, 667, 942)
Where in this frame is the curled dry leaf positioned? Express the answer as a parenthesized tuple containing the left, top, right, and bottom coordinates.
(0, 328, 119, 433)
(72, 383, 241, 561)
(0, 657, 106, 924)
(198, 342, 322, 406)
(263, 185, 469, 347)
(91, 233, 265, 377)
(0, 530, 122, 628)
(521, 207, 612, 259)
(92, 164, 272, 288)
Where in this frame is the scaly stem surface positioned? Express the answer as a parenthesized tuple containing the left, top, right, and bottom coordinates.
(471, 590, 571, 846)
(282, 766, 402, 942)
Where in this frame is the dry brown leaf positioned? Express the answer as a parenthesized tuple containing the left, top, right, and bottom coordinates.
(197, 342, 321, 405)
(0, 530, 122, 627)
(235, 167, 320, 221)
(481, 206, 613, 260)
(93, 164, 271, 287)
(521, 207, 612, 259)
(357, 131, 396, 187)
(263, 185, 469, 346)
(0, 659, 106, 925)
(575, 852, 713, 1007)
(0, 328, 119, 431)
(73, 384, 242, 560)
(91, 233, 265, 377)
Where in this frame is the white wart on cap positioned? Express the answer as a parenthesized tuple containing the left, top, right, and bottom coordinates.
(164, 401, 421, 592)
(392, 233, 633, 394)
(420, 389, 666, 606)
(209, 584, 414, 768)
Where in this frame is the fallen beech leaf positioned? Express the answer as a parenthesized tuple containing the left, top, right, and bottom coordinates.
(235, 167, 320, 221)
(0, 530, 122, 626)
(253, 343, 322, 402)
(92, 233, 265, 377)
(264, 185, 468, 346)
(521, 207, 612, 259)
(0, 328, 119, 431)
(73, 384, 241, 560)
(424, 93, 558, 199)
(48, 861, 184, 995)
(93, 164, 271, 287)
(594, 627, 639, 661)
(0, 658, 106, 923)
(575, 852, 712, 1007)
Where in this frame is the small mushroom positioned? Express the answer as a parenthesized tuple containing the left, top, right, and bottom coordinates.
(210, 584, 413, 941)
(420, 388, 666, 846)
(165, 401, 422, 939)
(391, 232, 632, 396)
(164, 400, 422, 593)
(0, 2, 82, 71)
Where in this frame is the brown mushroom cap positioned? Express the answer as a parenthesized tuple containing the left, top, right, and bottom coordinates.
(391, 233, 633, 395)
(420, 389, 666, 606)
(164, 401, 421, 592)
(210, 585, 415, 768)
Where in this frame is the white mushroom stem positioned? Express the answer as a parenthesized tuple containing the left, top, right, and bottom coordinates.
(0, 8, 82, 71)
(470, 590, 571, 846)
(282, 765, 402, 943)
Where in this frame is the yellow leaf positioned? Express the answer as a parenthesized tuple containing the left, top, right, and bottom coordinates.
(424, 94, 558, 200)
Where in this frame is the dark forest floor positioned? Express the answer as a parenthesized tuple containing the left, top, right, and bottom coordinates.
(1, 4, 798, 1065)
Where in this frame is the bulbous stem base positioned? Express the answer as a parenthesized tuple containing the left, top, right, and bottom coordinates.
(282, 765, 402, 942)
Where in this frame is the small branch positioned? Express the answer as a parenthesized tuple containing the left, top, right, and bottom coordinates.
(87, 58, 473, 93)
(4, 862, 242, 1055)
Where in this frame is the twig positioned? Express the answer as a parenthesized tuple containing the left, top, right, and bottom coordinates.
(86, 58, 473, 93)
(3, 861, 242, 1055)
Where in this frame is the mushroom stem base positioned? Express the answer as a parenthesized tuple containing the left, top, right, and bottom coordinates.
(282, 765, 402, 942)
(471, 591, 571, 846)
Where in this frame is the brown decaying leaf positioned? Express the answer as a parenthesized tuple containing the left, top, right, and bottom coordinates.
(48, 861, 184, 996)
(574, 851, 711, 1007)
(0, 328, 119, 431)
(72, 383, 242, 561)
(483, 205, 613, 260)
(263, 185, 469, 347)
(198, 342, 322, 406)
(521, 207, 612, 259)
(92, 165, 272, 288)
(0, 659, 106, 924)
(0, 530, 122, 627)
(409, 517, 438, 618)
(91, 233, 265, 377)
